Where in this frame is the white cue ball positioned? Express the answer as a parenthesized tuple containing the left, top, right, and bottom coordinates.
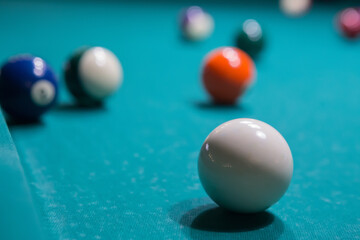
(79, 47, 123, 100)
(198, 118, 293, 213)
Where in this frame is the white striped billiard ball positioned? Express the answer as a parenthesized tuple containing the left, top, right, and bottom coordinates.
(198, 118, 293, 213)
(180, 6, 214, 41)
(64, 46, 123, 106)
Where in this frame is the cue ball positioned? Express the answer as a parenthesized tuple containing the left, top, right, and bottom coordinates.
(198, 118, 293, 213)
(202, 47, 256, 104)
(64, 46, 123, 105)
(180, 6, 214, 41)
(0, 55, 58, 120)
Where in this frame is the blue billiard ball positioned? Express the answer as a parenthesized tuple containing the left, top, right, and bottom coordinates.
(0, 55, 58, 120)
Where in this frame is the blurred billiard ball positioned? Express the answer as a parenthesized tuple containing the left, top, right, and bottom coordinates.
(336, 8, 360, 39)
(198, 118, 293, 213)
(202, 47, 256, 104)
(235, 19, 264, 58)
(0, 55, 58, 120)
(179, 6, 214, 41)
(279, 0, 312, 17)
(64, 46, 123, 106)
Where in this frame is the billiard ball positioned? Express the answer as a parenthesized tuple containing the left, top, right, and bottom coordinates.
(64, 46, 123, 106)
(202, 47, 256, 104)
(235, 19, 264, 58)
(179, 6, 214, 41)
(198, 118, 293, 213)
(336, 8, 360, 39)
(279, 0, 312, 17)
(0, 55, 58, 120)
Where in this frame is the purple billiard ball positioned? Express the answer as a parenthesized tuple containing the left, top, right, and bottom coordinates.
(179, 6, 214, 41)
(180, 6, 204, 30)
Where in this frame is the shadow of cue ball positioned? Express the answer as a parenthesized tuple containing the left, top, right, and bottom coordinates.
(168, 199, 293, 239)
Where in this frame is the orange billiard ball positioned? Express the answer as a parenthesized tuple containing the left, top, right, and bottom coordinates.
(202, 47, 256, 104)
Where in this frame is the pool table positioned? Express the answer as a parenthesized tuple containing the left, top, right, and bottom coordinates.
(0, 0, 360, 239)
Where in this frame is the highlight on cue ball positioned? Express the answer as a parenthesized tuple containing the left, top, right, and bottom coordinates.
(64, 46, 123, 106)
(0, 55, 58, 120)
(198, 118, 293, 213)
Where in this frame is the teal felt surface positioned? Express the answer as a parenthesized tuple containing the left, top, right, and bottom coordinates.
(0, 1, 360, 239)
(0, 111, 43, 240)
